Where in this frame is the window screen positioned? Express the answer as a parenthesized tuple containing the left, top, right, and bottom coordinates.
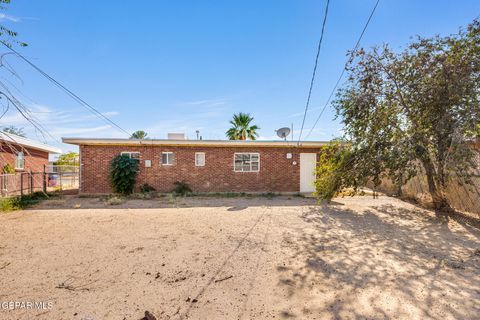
(161, 152, 174, 165)
(16, 151, 25, 169)
(234, 153, 259, 172)
(120, 152, 140, 160)
(195, 152, 205, 166)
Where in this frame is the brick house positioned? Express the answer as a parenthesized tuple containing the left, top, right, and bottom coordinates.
(62, 137, 328, 195)
(1, 132, 61, 196)
(1, 132, 61, 173)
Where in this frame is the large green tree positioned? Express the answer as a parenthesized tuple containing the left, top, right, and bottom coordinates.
(330, 19, 480, 211)
(226, 112, 260, 140)
(55, 152, 79, 165)
(53, 152, 79, 173)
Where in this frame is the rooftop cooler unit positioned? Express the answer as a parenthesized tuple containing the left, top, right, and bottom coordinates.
(167, 133, 186, 140)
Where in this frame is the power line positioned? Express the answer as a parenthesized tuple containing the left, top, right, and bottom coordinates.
(304, 0, 380, 140)
(0, 81, 58, 143)
(0, 41, 132, 137)
(297, 0, 331, 144)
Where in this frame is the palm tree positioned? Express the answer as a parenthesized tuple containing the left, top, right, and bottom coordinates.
(226, 113, 260, 140)
(130, 130, 148, 139)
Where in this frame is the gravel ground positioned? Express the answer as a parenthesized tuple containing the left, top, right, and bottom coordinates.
(0, 195, 479, 320)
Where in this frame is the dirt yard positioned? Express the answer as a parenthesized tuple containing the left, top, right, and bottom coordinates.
(0, 195, 479, 320)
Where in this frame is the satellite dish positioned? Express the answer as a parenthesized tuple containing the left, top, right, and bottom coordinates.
(276, 127, 291, 140)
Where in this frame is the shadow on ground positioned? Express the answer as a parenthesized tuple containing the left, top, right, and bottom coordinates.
(276, 202, 480, 319)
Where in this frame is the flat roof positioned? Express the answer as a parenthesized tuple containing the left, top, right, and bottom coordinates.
(62, 137, 329, 148)
(1, 132, 61, 154)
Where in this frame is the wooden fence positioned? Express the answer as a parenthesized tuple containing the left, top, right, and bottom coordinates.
(377, 146, 480, 216)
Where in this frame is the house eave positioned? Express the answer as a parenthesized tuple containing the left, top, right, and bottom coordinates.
(62, 138, 330, 148)
(1, 132, 61, 154)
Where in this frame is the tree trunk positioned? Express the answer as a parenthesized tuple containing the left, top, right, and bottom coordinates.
(394, 171, 404, 197)
(395, 174, 403, 197)
(421, 157, 452, 213)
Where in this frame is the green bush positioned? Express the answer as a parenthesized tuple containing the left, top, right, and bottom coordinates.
(140, 183, 156, 193)
(0, 192, 49, 212)
(172, 181, 192, 196)
(2, 164, 15, 174)
(104, 195, 125, 206)
(0, 197, 19, 211)
(314, 142, 354, 202)
(262, 192, 276, 199)
(109, 155, 139, 195)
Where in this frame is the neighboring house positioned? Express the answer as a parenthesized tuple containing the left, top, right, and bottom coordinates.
(0, 132, 61, 173)
(62, 137, 329, 194)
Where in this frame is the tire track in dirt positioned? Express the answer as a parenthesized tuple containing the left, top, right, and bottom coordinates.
(178, 207, 270, 320)
(237, 207, 273, 320)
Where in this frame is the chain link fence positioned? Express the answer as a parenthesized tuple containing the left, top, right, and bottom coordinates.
(0, 165, 79, 198)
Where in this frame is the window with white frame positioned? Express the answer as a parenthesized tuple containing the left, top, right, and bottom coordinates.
(15, 151, 25, 169)
(120, 152, 140, 160)
(195, 152, 205, 166)
(234, 153, 259, 172)
(161, 152, 174, 165)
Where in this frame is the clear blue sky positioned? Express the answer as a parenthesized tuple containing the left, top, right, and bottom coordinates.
(1, 0, 479, 152)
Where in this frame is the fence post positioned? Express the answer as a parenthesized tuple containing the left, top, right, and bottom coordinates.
(73, 166, 77, 187)
(43, 164, 47, 193)
(29, 170, 33, 194)
(20, 172, 23, 196)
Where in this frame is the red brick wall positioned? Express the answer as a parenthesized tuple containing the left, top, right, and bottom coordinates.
(0, 142, 49, 173)
(80, 145, 322, 194)
(0, 143, 50, 194)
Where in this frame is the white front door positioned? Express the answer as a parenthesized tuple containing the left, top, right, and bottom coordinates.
(300, 153, 317, 193)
